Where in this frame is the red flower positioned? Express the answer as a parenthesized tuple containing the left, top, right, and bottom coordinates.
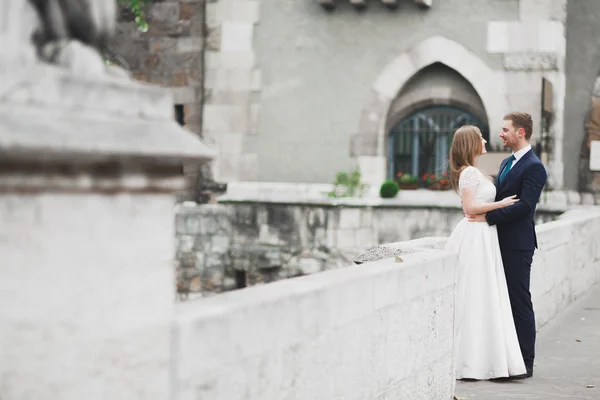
(442, 171, 448, 176)
(397, 172, 403, 177)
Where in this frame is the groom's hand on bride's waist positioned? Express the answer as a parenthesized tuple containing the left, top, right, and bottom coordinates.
(467, 213, 487, 222)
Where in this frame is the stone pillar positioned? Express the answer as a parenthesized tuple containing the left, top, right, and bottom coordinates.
(0, 2, 215, 399)
(486, 0, 567, 189)
(203, 0, 261, 182)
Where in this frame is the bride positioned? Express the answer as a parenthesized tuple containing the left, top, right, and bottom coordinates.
(445, 125, 527, 380)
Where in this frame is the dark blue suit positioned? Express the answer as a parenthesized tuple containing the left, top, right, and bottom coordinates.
(485, 148, 547, 372)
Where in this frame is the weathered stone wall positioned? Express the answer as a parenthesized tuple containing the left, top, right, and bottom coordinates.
(171, 209, 600, 400)
(111, 1, 206, 200)
(174, 191, 562, 295)
(358, 208, 600, 330)
(112, 2, 205, 132)
(173, 246, 458, 400)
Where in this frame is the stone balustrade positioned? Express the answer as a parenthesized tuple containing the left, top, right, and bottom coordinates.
(171, 207, 600, 400)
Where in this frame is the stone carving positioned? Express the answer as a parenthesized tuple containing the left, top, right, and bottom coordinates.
(503, 52, 559, 71)
(0, 0, 125, 96)
(28, 0, 115, 62)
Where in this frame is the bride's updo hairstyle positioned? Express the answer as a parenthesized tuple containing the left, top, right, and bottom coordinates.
(449, 125, 483, 192)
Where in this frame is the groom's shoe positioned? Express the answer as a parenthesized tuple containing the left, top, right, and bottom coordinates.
(512, 367, 533, 380)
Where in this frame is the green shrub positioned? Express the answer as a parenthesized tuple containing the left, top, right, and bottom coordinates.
(327, 168, 368, 198)
(379, 180, 399, 198)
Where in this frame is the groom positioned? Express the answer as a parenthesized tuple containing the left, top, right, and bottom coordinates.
(468, 112, 547, 378)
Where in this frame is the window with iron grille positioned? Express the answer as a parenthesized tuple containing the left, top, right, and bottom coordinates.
(388, 106, 489, 182)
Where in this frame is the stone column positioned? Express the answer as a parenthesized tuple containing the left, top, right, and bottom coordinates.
(486, 0, 567, 189)
(0, 2, 216, 398)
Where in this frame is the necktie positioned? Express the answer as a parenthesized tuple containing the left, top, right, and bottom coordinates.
(499, 155, 515, 183)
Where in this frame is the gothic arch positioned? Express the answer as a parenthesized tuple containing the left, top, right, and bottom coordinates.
(351, 36, 505, 185)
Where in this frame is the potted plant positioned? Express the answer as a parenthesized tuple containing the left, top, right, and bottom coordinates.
(396, 172, 419, 190)
(424, 172, 451, 191)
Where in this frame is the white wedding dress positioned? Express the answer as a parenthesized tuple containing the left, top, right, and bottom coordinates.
(445, 166, 527, 380)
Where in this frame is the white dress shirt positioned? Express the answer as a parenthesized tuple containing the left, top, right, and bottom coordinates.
(510, 144, 532, 170)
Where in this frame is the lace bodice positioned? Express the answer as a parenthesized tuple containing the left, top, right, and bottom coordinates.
(459, 166, 496, 203)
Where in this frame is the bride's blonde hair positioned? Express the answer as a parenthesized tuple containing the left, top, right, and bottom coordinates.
(449, 125, 483, 192)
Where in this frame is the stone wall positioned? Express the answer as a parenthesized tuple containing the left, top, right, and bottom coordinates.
(171, 208, 600, 400)
(111, 1, 207, 199)
(174, 187, 563, 295)
(173, 246, 458, 400)
(361, 208, 600, 330)
(112, 1, 205, 133)
(111, 0, 205, 130)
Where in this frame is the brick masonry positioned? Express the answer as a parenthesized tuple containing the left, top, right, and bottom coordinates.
(111, 1, 207, 199)
(112, 0, 262, 185)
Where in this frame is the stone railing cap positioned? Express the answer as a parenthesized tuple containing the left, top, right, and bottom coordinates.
(0, 105, 216, 165)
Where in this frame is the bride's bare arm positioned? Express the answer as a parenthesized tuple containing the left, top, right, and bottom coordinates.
(461, 186, 518, 215)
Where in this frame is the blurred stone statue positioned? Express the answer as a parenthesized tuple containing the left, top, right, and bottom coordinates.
(27, 0, 120, 76)
(0, 0, 124, 83)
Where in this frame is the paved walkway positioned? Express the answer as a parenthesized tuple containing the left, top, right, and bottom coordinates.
(455, 284, 600, 400)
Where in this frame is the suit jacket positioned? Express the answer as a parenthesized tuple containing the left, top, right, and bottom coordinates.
(486, 149, 547, 251)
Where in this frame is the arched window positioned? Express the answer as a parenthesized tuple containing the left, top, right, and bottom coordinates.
(388, 106, 489, 180)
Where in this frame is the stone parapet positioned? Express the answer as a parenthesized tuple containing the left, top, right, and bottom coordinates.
(174, 246, 456, 400)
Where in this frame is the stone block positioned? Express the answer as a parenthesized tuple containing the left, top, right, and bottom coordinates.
(149, 37, 177, 54)
(503, 53, 559, 71)
(110, 39, 147, 70)
(520, 0, 567, 22)
(221, 22, 254, 52)
(339, 208, 362, 229)
(214, 69, 256, 91)
(150, 2, 180, 23)
(211, 235, 231, 253)
(171, 87, 196, 104)
(176, 37, 204, 53)
(227, 1, 260, 23)
(183, 103, 203, 125)
(205, 2, 219, 26)
(357, 156, 386, 187)
(336, 229, 357, 250)
(487, 21, 510, 53)
(208, 90, 249, 106)
(538, 21, 565, 56)
(221, 51, 256, 69)
(205, 25, 222, 51)
(179, 1, 204, 21)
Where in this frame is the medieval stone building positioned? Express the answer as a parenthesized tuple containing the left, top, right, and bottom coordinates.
(112, 0, 600, 194)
